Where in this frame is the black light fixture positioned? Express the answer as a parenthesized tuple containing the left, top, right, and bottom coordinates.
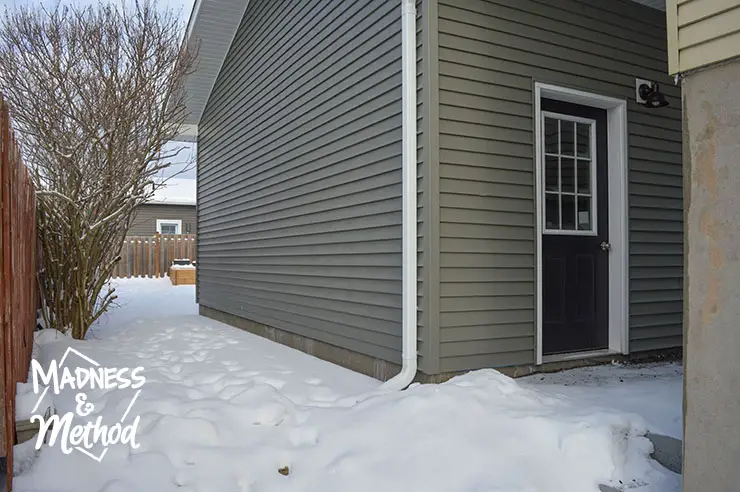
(637, 81, 669, 108)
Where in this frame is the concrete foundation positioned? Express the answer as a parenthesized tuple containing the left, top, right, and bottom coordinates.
(200, 305, 680, 383)
(682, 58, 740, 492)
(200, 305, 406, 381)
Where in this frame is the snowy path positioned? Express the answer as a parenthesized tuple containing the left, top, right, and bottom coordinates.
(88, 278, 377, 403)
(521, 362, 683, 439)
(14, 278, 682, 492)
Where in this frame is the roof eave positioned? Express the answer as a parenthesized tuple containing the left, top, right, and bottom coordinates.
(181, 0, 251, 133)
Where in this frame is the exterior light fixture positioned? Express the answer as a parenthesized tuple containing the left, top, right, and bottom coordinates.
(635, 78, 670, 108)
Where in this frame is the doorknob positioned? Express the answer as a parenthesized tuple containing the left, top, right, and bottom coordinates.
(600, 241, 612, 252)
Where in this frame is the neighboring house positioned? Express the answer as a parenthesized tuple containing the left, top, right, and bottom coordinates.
(129, 178, 197, 236)
(665, 1, 740, 490)
(182, 0, 683, 381)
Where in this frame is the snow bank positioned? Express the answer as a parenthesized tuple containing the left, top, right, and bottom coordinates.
(267, 370, 672, 492)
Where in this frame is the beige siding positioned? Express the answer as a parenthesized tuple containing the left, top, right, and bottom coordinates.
(437, 0, 683, 373)
(667, 0, 740, 74)
(129, 204, 197, 236)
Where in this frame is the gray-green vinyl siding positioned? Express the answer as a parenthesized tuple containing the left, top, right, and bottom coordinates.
(198, 0, 431, 368)
(416, 0, 433, 372)
(129, 204, 197, 236)
(436, 0, 683, 372)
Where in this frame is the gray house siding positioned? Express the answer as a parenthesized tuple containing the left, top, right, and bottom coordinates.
(129, 204, 197, 236)
(416, 0, 435, 373)
(419, 0, 441, 374)
(436, 0, 683, 372)
(197, 0, 432, 370)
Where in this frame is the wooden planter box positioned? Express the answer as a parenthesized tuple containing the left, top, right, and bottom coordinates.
(15, 419, 39, 444)
(16, 404, 54, 445)
(169, 266, 196, 285)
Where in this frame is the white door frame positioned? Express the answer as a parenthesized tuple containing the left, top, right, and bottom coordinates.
(534, 82, 629, 365)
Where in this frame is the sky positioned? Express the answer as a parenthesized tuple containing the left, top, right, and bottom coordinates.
(0, 0, 199, 179)
(0, 0, 195, 15)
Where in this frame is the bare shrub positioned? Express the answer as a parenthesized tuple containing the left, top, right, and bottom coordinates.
(0, 1, 197, 338)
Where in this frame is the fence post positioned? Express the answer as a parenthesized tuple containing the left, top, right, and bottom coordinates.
(0, 97, 9, 484)
(137, 238, 142, 278)
(1, 103, 15, 485)
(155, 233, 160, 278)
(125, 239, 131, 279)
(144, 238, 149, 279)
(148, 237, 153, 279)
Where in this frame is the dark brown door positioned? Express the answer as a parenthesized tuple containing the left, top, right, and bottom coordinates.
(541, 98, 609, 355)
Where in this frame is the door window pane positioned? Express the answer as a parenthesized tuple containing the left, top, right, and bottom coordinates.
(577, 159, 591, 194)
(560, 120, 575, 156)
(561, 158, 575, 194)
(545, 193, 559, 229)
(576, 123, 590, 158)
(545, 156, 559, 192)
(577, 197, 592, 231)
(545, 118, 558, 154)
(561, 194, 576, 230)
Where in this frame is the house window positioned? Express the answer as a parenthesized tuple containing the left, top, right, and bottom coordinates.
(156, 219, 182, 235)
(542, 113, 597, 235)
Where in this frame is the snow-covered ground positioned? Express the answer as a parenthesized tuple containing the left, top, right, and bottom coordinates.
(13, 278, 682, 492)
(520, 362, 683, 440)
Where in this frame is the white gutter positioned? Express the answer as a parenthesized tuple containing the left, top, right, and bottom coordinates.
(380, 0, 417, 391)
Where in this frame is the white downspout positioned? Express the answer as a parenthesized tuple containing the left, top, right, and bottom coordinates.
(381, 0, 417, 391)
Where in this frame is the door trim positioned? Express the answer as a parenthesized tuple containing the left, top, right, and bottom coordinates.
(534, 82, 629, 365)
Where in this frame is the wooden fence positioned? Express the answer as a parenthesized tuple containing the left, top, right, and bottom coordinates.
(0, 96, 37, 490)
(112, 233, 197, 278)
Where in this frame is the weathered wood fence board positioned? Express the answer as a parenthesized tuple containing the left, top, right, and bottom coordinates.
(113, 234, 196, 278)
(0, 96, 37, 491)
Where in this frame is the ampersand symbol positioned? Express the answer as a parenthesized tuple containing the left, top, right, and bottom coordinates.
(75, 393, 94, 417)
